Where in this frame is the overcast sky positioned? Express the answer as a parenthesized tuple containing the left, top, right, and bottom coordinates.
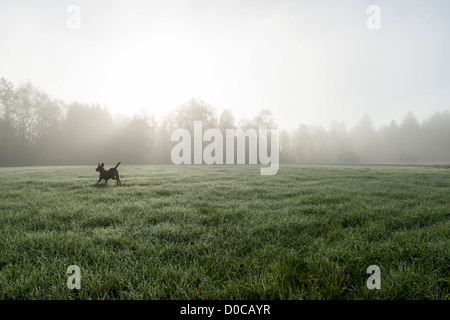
(1, 0, 449, 129)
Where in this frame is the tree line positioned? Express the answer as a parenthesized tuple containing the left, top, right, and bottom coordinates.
(1, 77, 449, 166)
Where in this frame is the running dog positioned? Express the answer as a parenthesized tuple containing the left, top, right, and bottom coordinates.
(96, 162, 122, 186)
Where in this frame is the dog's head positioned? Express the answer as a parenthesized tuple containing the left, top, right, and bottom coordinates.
(96, 162, 105, 172)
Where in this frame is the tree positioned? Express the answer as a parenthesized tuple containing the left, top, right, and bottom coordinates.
(174, 98, 216, 130)
(218, 109, 235, 131)
(113, 114, 156, 164)
(292, 124, 312, 163)
(0, 78, 18, 165)
(378, 120, 399, 162)
(62, 102, 114, 164)
(397, 111, 421, 162)
(14, 81, 38, 143)
(421, 110, 450, 162)
(252, 109, 275, 130)
(351, 113, 376, 162)
(329, 120, 350, 162)
(0, 77, 16, 138)
(279, 129, 295, 163)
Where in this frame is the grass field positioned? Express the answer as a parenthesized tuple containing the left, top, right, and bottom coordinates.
(0, 165, 448, 299)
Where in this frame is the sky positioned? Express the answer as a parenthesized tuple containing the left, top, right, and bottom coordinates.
(0, 0, 449, 130)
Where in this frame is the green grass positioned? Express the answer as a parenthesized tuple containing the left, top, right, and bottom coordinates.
(0, 165, 449, 299)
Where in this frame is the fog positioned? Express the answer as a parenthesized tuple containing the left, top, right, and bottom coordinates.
(0, 78, 449, 166)
(1, 1, 450, 166)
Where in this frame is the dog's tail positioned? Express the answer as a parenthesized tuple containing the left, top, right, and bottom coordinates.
(115, 161, 122, 169)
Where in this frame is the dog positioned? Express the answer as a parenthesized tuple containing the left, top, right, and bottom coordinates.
(96, 162, 122, 185)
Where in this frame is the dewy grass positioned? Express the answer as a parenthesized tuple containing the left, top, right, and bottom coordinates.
(0, 165, 448, 299)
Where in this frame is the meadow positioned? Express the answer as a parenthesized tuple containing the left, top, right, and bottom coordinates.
(0, 164, 448, 299)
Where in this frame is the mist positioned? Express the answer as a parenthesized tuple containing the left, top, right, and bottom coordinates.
(1, 1, 450, 166)
(1, 1, 450, 130)
(1, 77, 449, 166)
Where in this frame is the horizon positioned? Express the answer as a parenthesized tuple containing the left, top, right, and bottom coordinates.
(3, 75, 449, 133)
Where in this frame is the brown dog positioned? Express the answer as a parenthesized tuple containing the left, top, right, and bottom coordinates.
(96, 162, 121, 185)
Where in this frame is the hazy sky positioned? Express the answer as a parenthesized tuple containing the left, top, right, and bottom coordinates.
(1, 0, 449, 129)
